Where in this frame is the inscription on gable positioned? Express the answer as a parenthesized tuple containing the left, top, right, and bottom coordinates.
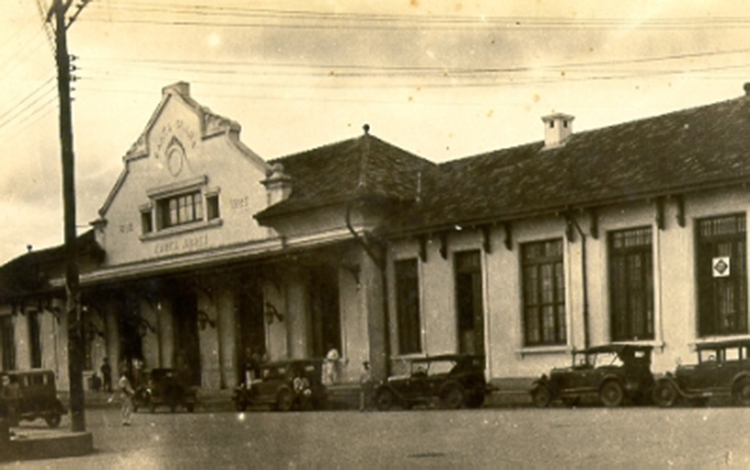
(154, 119, 198, 160)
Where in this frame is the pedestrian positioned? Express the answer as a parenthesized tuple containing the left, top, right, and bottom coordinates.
(359, 361, 373, 411)
(101, 357, 112, 392)
(118, 371, 135, 426)
(322, 346, 342, 386)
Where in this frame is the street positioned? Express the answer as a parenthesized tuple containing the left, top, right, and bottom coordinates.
(7, 404, 750, 469)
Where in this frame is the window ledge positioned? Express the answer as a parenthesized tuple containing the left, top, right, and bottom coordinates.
(518, 345, 571, 358)
(140, 218, 223, 241)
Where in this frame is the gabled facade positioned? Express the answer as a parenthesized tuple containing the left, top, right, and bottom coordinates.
(2, 82, 750, 394)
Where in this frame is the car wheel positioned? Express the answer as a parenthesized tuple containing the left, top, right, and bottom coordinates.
(652, 380, 679, 408)
(733, 378, 750, 406)
(276, 389, 295, 412)
(531, 385, 552, 408)
(45, 413, 61, 428)
(375, 388, 394, 411)
(599, 381, 624, 407)
(440, 383, 465, 409)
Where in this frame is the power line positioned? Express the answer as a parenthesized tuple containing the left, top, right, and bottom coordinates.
(79, 2, 750, 30)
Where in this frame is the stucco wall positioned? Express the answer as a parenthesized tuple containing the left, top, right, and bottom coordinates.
(387, 186, 750, 382)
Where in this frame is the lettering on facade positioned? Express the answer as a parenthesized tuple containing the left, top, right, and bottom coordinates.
(154, 234, 209, 256)
(119, 222, 133, 234)
(154, 119, 198, 160)
(229, 195, 250, 210)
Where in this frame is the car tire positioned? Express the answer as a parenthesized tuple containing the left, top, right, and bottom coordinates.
(652, 380, 679, 408)
(375, 388, 394, 411)
(599, 381, 624, 407)
(733, 378, 750, 406)
(440, 383, 465, 409)
(531, 385, 552, 408)
(276, 389, 295, 412)
(45, 413, 61, 428)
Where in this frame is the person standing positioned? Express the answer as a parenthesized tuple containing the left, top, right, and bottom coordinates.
(359, 361, 373, 411)
(118, 371, 135, 426)
(100, 357, 112, 393)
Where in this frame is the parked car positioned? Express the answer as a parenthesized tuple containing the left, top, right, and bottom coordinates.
(0, 369, 66, 428)
(653, 338, 750, 407)
(374, 354, 489, 411)
(233, 359, 326, 412)
(530, 344, 655, 408)
(136, 368, 197, 413)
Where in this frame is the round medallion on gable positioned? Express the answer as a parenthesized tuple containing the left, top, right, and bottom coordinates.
(167, 146, 184, 176)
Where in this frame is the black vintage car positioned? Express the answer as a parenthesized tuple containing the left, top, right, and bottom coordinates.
(136, 368, 197, 413)
(374, 354, 489, 411)
(0, 370, 66, 427)
(233, 359, 326, 412)
(530, 344, 655, 408)
(653, 339, 750, 407)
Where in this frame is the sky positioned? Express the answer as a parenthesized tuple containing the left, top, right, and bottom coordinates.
(2, 0, 750, 265)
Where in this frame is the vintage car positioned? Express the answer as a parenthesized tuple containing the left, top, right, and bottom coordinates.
(653, 338, 750, 407)
(530, 344, 655, 408)
(233, 359, 326, 412)
(0, 369, 66, 427)
(373, 354, 489, 411)
(135, 368, 197, 413)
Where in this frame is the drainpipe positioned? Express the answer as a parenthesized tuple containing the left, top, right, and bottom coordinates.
(567, 214, 590, 350)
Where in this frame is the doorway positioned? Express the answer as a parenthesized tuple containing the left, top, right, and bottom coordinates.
(172, 289, 201, 386)
(455, 250, 485, 356)
(309, 265, 341, 358)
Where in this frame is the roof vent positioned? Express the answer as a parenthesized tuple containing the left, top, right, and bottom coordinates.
(541, 113, 575, 149)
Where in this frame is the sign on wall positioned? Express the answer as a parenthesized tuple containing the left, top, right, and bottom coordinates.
(712, 257, 731, 278)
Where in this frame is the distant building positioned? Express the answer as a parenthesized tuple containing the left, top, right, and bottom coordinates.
(2, 82, 750, 391)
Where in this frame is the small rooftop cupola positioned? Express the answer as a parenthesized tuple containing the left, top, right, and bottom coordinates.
(262, 163, 292, 206)
(541, 112, 575, 149)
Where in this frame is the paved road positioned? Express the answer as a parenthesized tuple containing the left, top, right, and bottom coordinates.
(9, 405, 750, 469)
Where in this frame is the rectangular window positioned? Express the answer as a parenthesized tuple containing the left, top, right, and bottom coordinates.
(697, 214, 747, 336)
(522, 239, 566, 346)
(1, 316, 15, 370)
(609, 227, 654, 341)
(206, 194, 220, 221)
(157, 191, 203, 229)
(141, 210, 153, 234)
(395, 258, 421, 354)
(29, 311, 42, 368)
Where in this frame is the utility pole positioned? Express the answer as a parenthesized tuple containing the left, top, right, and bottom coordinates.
(49, 0, 89, 433)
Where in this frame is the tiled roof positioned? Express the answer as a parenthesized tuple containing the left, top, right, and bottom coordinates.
(0, 230, 103, 300)
(254, 132, 435, 221)
(383, 93, 750, 235)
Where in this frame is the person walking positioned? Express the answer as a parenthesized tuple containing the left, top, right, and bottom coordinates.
(118, 371, 135, 426)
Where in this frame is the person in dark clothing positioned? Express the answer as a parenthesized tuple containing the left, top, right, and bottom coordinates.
(101, 357, 112, 393)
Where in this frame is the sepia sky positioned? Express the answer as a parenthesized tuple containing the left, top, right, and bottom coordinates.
(2, 0, 750, 265)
